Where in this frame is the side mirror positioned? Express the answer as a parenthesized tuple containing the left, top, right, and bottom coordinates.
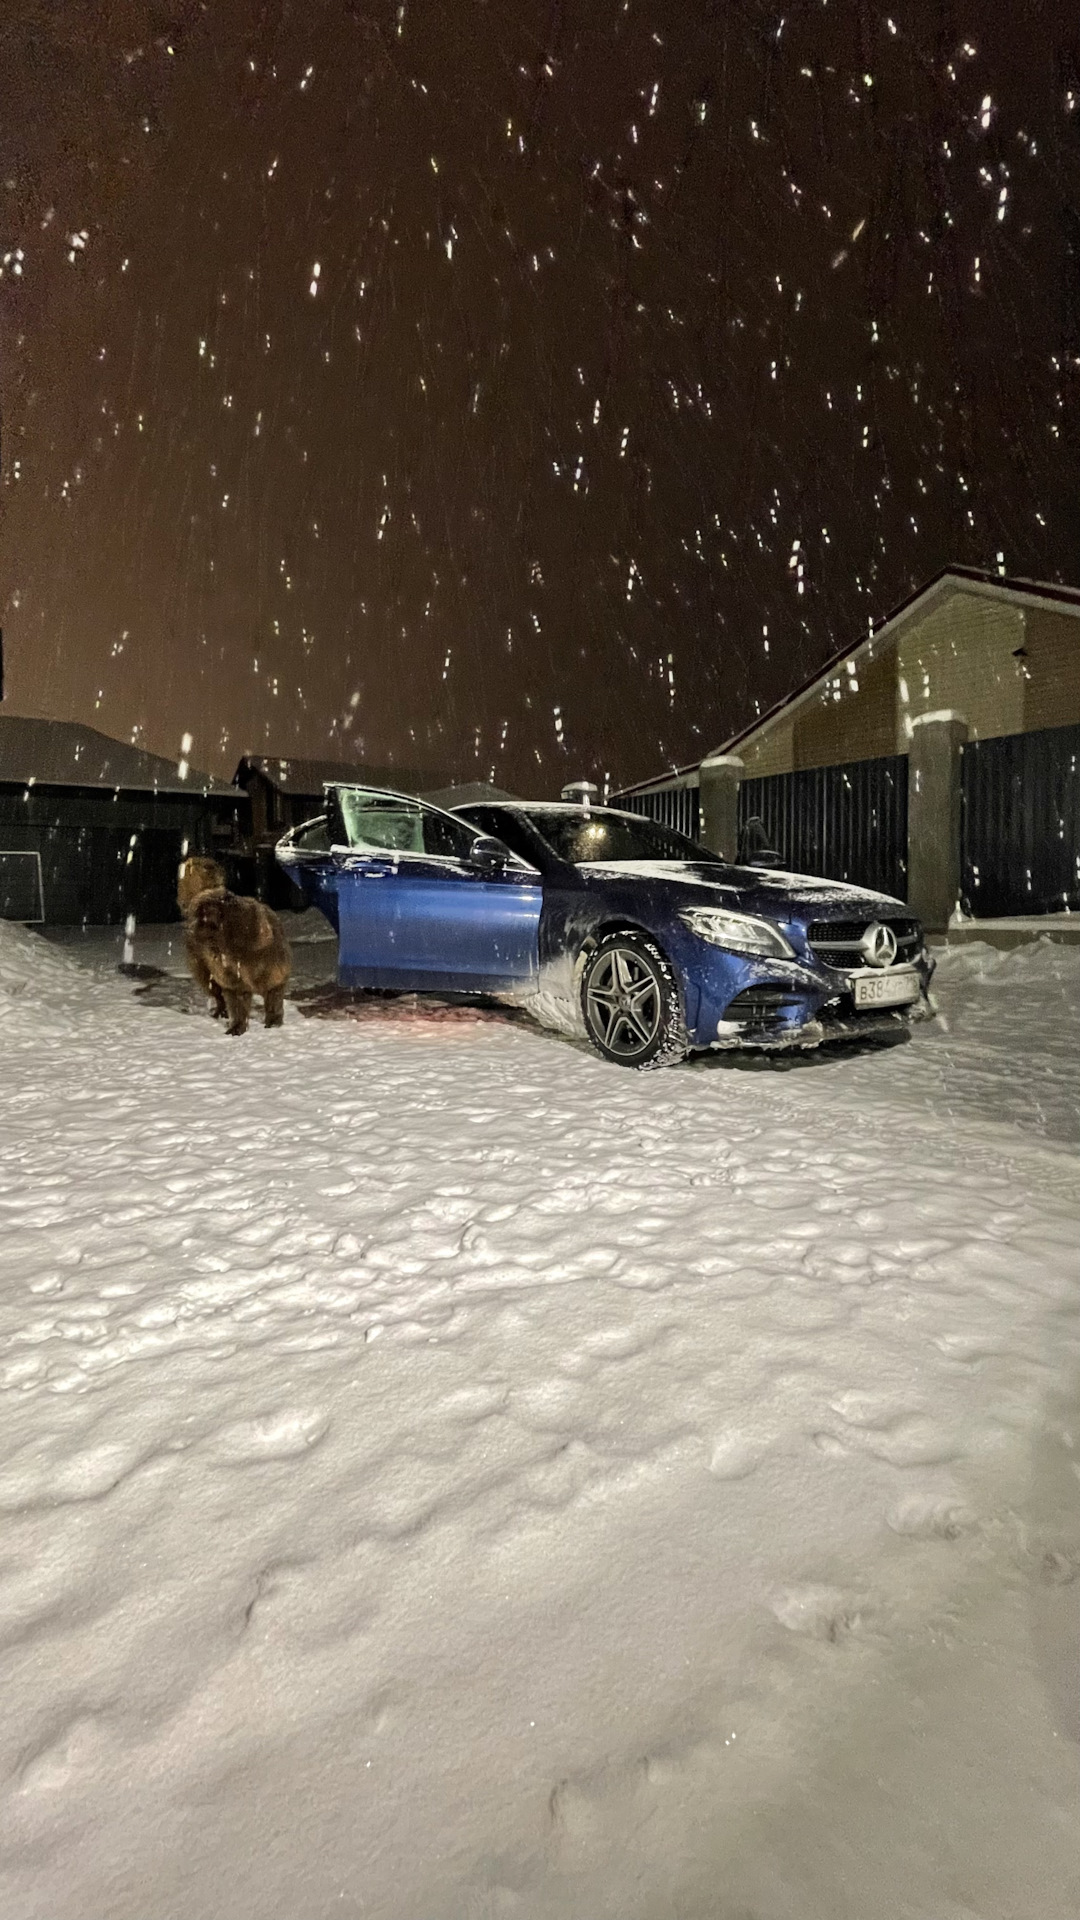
(468, 834, 512, 875)
(738, 815, 782, 868)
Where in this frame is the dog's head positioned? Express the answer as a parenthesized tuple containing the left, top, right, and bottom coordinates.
(189, 888, 232, 938)
(178, 855, 226, 913)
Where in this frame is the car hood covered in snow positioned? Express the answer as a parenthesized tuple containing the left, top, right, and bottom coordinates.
(577, 859, 906, 922)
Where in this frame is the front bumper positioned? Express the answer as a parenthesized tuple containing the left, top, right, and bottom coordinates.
(690, 950, 936, 1053)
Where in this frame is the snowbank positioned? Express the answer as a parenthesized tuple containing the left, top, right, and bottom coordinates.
(935, 933, 1080, 987)
(0, 921, 1078, 1918)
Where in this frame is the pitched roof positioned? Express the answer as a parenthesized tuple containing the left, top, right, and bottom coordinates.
(717, 565, 1080, 761)
(234, 754, 450, 797)
(421, 781, 521, 809)
(0, 715, 236, 795)
(612, 565, 1080, 795)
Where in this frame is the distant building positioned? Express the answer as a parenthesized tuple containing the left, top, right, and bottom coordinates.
(232, 755, 461, 906)
(0, 729, 517, 927)
(613, 568, 1080, 926)
(233, 755, 456, 843)
(0, 716, 243, 925)
(715, 566, 1080, 781)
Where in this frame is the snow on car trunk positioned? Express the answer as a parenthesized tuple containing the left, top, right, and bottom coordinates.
(1, 921, 1079, 1918)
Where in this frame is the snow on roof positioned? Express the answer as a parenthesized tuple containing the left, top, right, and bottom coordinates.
(423, 781, 521, 809)
(234, 754, 449, 797)
(0, 715, 236, 796)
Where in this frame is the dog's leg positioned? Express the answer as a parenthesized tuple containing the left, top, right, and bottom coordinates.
(224, 989, 251, 1036)
(263, 985, 285, 1029)
(186, 940, 228, 1018)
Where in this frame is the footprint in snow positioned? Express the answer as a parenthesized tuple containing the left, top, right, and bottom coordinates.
(931, 1331, 1013, 1365)
(828, 1390, 912, 1429)
(515, 1376, 585, 1431)
(1037, 1547, 1080, 1586)
(770, 1584, 868, 1643)
(860, 1420, 960, 1468)
(707, 1432, 769, 1481)
(824, 1395, 959, 1468)
(886, 1491, 978, 1541)
(204, 1408, 329, 1465)
(581, 1324, 661, 1363)
(438, 1384, 508, 1423)
(0, 1438, 163, 1510)
(17, 1715, 107, 1793)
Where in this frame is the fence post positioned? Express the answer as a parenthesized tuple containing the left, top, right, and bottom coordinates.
(907, 713, 968, 932)
(698, 753, 743, 860)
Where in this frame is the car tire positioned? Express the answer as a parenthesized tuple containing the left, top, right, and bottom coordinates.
(580, 932, 687, 1069)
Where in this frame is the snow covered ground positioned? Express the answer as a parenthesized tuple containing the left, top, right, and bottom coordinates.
(1, 918, 1079, 1920)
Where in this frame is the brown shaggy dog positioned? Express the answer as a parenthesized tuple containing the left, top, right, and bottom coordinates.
(185, 889, 292, 1034)
(178, 855, 229, 1018)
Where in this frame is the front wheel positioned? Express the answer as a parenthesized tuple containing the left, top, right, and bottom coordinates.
(580, 932, 687, 1069)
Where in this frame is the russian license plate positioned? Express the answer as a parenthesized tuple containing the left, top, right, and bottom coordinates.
(853, 968, 920, 1009)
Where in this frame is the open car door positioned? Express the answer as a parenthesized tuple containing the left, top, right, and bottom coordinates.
(327, 787, 542, 993)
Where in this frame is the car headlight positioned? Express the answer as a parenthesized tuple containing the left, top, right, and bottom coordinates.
(679, 907, 795, 959)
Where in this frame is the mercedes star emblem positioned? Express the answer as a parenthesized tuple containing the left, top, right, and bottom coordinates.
(860, 921, 898, 968)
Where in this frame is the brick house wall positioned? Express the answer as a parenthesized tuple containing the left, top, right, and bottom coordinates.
(894, 590, 1025, 744)
(792, 636, 899, 771)
(1022, 606, 1080, 733)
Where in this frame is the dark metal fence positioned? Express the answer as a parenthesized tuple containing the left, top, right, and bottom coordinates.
(961, 722, 1080, 916)
(616, 783, 701, 842)
(738, 754, 909, 899)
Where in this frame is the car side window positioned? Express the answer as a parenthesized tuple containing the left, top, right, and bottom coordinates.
(462, 809, 539, 866)
(422, 808, 484, 860)
(337, 790, 425, 853)
(331, 788, 484, 862)
(294, 816, 330, 852)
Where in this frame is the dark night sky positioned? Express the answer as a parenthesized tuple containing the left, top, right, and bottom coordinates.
(1, 1, 1079, 792)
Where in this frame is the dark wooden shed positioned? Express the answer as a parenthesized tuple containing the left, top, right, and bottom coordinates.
(0, 717, 245, 926)
(233, 755, 455, 841)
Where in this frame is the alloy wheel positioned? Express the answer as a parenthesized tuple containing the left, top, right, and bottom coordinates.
(583, 944, 663, 1061)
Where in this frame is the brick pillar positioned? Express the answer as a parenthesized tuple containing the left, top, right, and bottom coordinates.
(907, 713, 968, 933)
(698, 753, 743, 861)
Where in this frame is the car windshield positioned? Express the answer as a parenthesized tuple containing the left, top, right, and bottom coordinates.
(522, 808, 709, 866)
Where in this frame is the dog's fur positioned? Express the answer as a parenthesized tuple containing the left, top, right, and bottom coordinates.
(178, 854, 226, 915)
(178, 855, 229, 1019)
(185, 889, 291, 1034)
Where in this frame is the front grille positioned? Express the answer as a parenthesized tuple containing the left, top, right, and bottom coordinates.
(807, 916, 921, 970)
(725, 985, 804, 1030)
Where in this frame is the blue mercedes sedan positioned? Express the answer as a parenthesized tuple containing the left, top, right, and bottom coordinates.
(276, 785, 934, 1068)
